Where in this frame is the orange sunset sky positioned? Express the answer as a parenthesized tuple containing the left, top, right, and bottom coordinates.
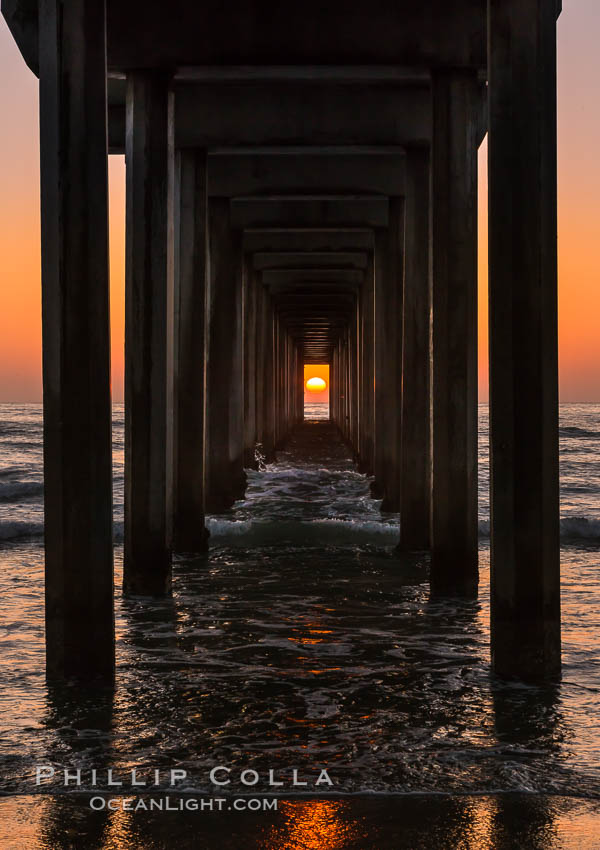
(1, 4, 599, 403)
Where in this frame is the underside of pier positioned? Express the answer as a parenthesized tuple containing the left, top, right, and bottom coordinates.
(3, 0, 562, 683)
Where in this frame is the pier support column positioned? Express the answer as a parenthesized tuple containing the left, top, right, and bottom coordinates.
(243, 261, 259, 468)
(123, 72, 173, 595)
(262, 295, 276, 460)
(358, 254, 375, 474)
(173, 150, 209, 552)
(430, 70, 479, 597)
(297, 346, 304, 424)
(399, 149, 432, 550)
(335, 340, 342, 432)
(343, 333, 351, 439)
(255, 281, 269, 458)
(374, 200, 404, 510)
(275, 317, 285, 447)
(294, 344, 303, 424)
(284, 335, 291, 433)
(351, 301, 361, 457)
(332, 345, 339, 426)
(205, 199, 246, 512)
(488, 0, 561, 679)
(39, 0, 114, 678)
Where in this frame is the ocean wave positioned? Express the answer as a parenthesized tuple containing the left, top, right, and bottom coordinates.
(2, 516, 599, 545)
(0, 482, 44, 503)
(560, 516, 600, 540)
(0, 466, 32, 480)
(206, 517, 399, 547)
(560, 426, 600, 439)
(0, 440, 43, 451)
(0, 424, 41, 437)
(209, 516, 600, 547)
(0, 520, 44, 541)
(0, 519, 125, 543)
(478, 516, 600, 541)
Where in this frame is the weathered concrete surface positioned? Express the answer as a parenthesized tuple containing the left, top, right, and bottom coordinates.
(488, 0, 561, 681)
(399, 148, 431, 549)
(258, 287, 276, 461)
(39, 0, 114, 679)
(123, 72, 173, 595)
(205, 199, 246, 512)
(104, 82, 431, 152)
(173, 150, 209, 552)
(5, 1, 490, 75)
(231, 196, 388, 230)
(253, 251, 368, 271)
(208, 149, 406, 198)
(244, 228, 374, 254)
(106, 2, 487, 69)
(373, 199, 404, 509)
(430, 70, 479, 598)
(243, 263, 260, 468)
(262, 268, 364, 287)
(175, 81, 429, 148)
(358, 254, 375, 474)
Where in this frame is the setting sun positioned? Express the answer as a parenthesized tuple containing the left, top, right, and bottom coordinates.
(306, 377, 327, 392)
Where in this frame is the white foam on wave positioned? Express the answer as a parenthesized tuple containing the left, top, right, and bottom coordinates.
(478, 516, 600, 541)
(560, 516, 600, 540)
(0, 519, 125, 543)
(206, 516, 400, 547)
(2, 515, 599, 545)
(0, 520, 44, 541)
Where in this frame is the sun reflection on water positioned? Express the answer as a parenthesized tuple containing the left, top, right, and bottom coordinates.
(263, 800, 359, 849)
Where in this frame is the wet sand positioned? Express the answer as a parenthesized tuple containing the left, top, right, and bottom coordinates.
(1, 793, 600, 849)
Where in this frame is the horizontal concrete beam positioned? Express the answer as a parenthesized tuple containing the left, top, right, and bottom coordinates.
(277, 311, 354, 320)
(107, 82, 431, 151)
(8, 2, 486, 78)
(274, 308, 355, 317)
(252, 252, 368, 271)
(267, 281, 361, 294)
(176, 83, 430, 148)
(173, 66, 431, 84)
(244, 228, 374, 253)
(208, 149, 406, 197)
(271, 293, 356, 305)
(262, 268, 364, 286)
(276, 300, 355, 309)
(103, 3, 487, 69)
(283, 322, 351, 328)
(100, 0, 495, 69)
(231, 196, 388, 229)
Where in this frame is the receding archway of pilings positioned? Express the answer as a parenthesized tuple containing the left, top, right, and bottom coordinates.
(6, 0, 563, 685)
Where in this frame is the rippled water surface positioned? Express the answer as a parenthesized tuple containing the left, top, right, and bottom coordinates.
(1, 404, 600, 803)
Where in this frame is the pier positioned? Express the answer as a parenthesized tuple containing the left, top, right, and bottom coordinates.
(3, 0, 562, 682)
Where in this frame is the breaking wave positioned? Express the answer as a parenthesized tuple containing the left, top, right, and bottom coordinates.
(477, 516, 600, 541)
(206, 517, 399, 547)
(2, 515, 600, 545)
(0, 482, 44, 503)
(0, 520, 44, 541)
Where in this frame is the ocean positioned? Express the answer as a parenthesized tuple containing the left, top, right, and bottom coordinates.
(1, 402, 600, 840)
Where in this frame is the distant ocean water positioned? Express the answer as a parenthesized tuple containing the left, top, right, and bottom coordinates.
(1, 402, 600, 800)
(1, 403, 598, 543)
(304, 400, 330, 420)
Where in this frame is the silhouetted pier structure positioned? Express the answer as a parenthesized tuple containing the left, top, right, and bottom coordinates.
(3, 0, 561, 682)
